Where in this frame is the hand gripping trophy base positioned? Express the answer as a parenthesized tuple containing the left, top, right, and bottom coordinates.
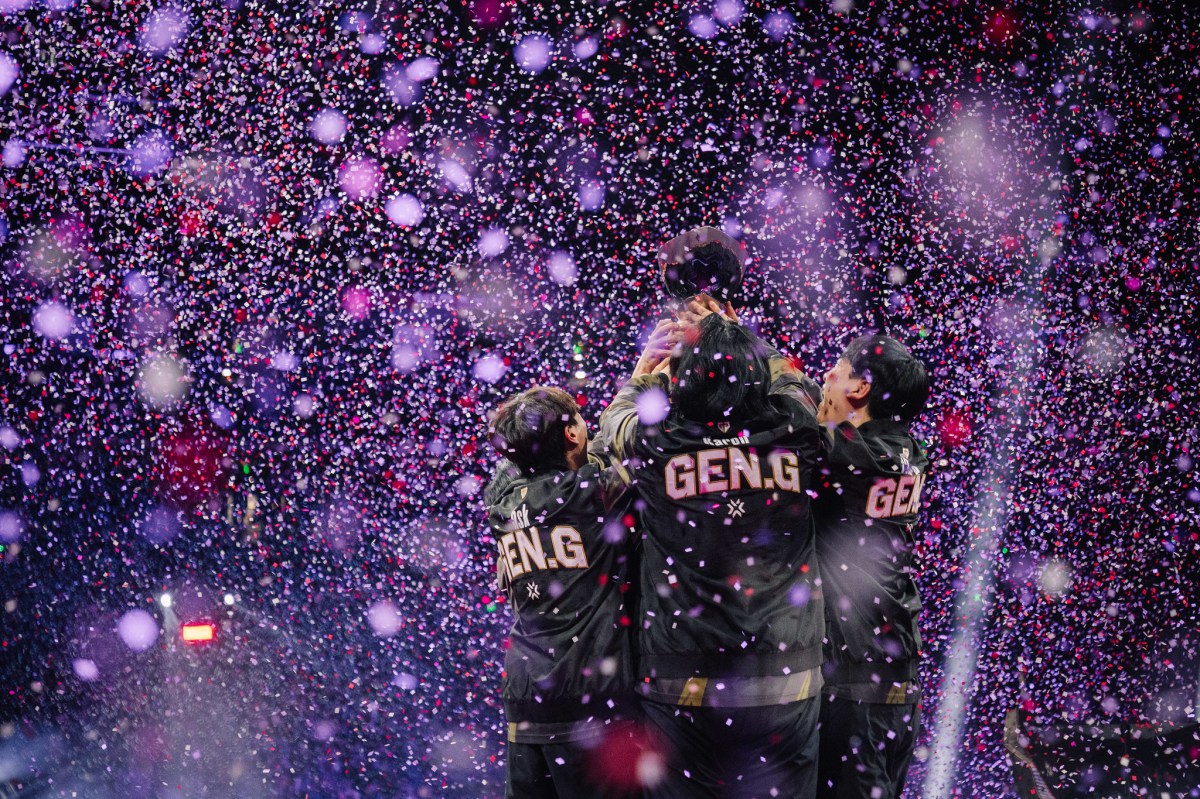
(657, 226, 747, 302)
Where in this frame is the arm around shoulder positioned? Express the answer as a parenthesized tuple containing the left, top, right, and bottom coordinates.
(597, 372, 669, 465)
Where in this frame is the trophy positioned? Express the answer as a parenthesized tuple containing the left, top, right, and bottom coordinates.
(657, 226, 746, 301)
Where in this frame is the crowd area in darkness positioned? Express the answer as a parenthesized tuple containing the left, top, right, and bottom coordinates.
(1, 1, 1199, 796)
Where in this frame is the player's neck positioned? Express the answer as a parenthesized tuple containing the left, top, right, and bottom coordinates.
(846, 408, 873, 428)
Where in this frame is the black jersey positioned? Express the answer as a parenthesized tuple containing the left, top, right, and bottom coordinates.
(485, 457, 637, 742)
(813, 419, 928, 703)
(599, 367, 824, 707)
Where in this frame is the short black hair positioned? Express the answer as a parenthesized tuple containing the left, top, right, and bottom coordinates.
(842, 335, 930, 423)
(669, 314, 778, 425)
(488, 386, 580, 474)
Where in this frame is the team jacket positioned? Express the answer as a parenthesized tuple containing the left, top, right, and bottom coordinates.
(485, 457, 638, 742)
(599, 364, 825, 708)
(813, 419, 928, 704)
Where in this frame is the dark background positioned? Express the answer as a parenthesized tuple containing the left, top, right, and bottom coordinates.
(1, 0, 1198, 796)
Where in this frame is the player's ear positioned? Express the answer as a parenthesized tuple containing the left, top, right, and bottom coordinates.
(563, 417, 585, 447)
(847, 375, 872, 402)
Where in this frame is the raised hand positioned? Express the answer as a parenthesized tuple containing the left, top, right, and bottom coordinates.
(677, 293, 739, 326)
(632, 318, 683, 378)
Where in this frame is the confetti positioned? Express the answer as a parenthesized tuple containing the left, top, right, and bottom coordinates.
(0, 1, 1196, 796)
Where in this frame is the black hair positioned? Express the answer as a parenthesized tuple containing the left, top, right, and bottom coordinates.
(488, 386, 580, 473)
(669, 314, 779, 425)
(842, 335, 930, 423)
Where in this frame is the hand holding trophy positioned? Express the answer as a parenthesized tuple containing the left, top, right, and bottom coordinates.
(636, 226, 746, 378)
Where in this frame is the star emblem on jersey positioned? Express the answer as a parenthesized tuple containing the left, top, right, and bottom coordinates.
(526, 582, 541, 600)
(727, 499, 746, 518)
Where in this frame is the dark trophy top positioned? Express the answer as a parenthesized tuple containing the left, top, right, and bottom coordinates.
(657, 226, 747, 300)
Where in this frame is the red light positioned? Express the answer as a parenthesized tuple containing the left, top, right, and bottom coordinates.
(181, 622, 217, 643)
(938, 410, 972, 448)
(984, 9, 1019, 44)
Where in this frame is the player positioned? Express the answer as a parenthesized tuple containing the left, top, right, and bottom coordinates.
(599, 291, 826, 799)
(485, 385, 645, 799)
(812, 335, 931, 799)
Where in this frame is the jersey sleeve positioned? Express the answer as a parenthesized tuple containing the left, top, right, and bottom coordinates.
(597, 372, 669, 465)
(484, 459, 524, 595)
(743, 325, 821, 416)
(769, 356, 822, 416)
(585, 453, 635, 511)
(483, 458, 523, 506)
(495, 549, 511, 595)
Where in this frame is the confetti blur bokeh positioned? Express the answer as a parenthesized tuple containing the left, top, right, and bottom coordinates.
(1, 0, 1198, 796)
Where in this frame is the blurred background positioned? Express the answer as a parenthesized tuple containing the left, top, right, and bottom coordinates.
(0, 0, 1197, 796)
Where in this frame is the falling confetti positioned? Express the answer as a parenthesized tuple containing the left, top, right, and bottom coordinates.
(0, 1, 1198, 797)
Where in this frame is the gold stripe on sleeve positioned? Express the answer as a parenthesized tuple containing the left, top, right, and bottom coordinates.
(793, 670, 815, 702)
(677, 677, 708, 706)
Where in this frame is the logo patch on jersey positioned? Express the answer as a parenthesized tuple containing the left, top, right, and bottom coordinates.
(727, 499, 746, 518)
(526, 582, 541, 600)
(717, 421, 731, 433)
